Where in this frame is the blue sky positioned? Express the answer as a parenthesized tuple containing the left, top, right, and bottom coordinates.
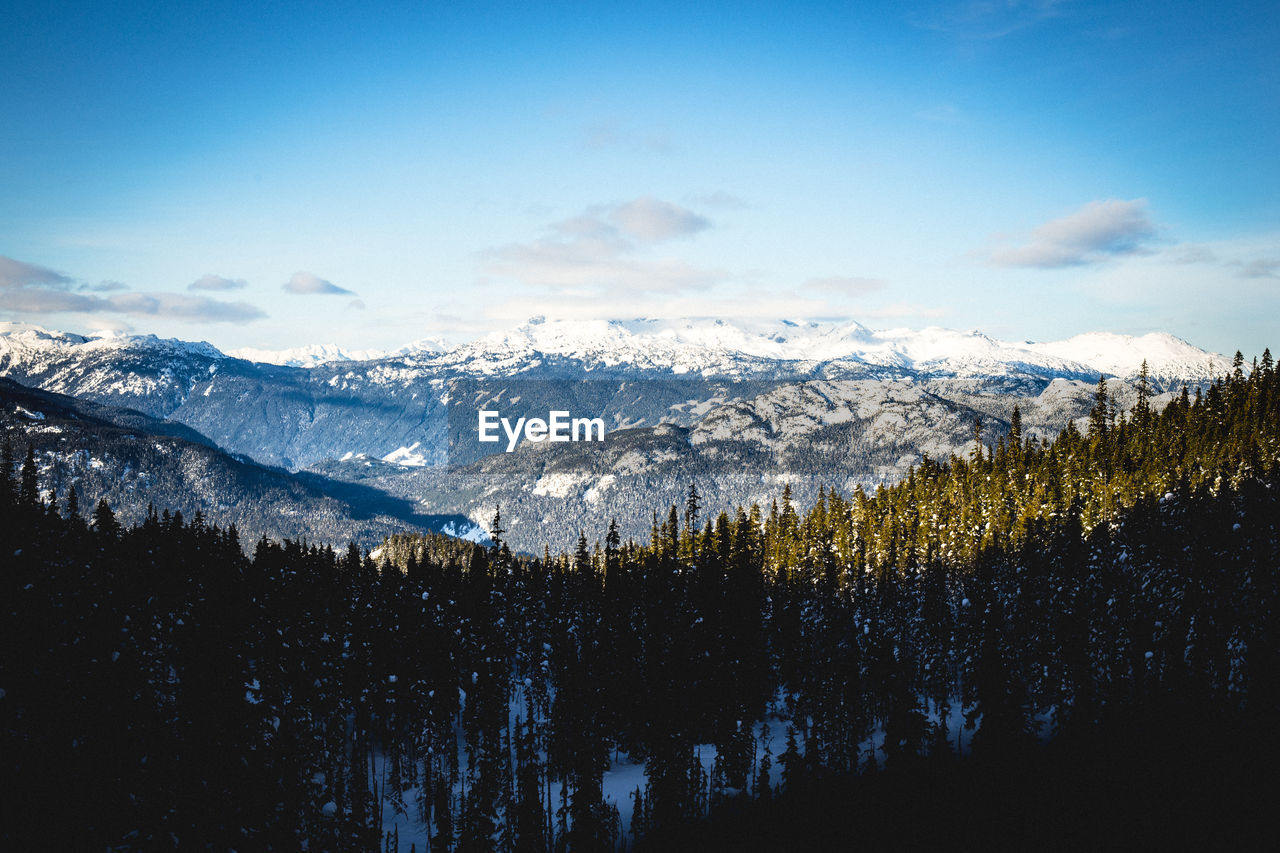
(2, 0, 1277, 357)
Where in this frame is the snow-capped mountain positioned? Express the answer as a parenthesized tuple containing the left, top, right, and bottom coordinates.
(227, 336, 452, 367)
(1025, 331, 1231, 385)
(227, 343, 388, 367)
(0, 317, 1231, 385)
(407, 316, 1230, 386)
(320, 372, 1174, 552)
(0, 376, 480, 547)
(0, 318, 1233, 473)
(1, 317, 1242, 549)
(0, 323, 227, 409)
(0, 322, 225, 364)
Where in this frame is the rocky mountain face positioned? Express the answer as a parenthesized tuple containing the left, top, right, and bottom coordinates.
(308, 375, 1178, 552)
(0, 318, 1229, 550)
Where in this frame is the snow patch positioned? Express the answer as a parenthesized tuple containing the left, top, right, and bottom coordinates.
(532, 471, 590, 498)
(381, 442, 429, 467)
(583, 474, 618, 503)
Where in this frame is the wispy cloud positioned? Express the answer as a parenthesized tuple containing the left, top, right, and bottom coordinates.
(482, 198, 722, 296)
(608, 197, 710, 243)
(987, 199, 1157, 268)
(803, 276, 886, 297)
(86, 280, 129, 292)
(1172, 245, 1218, 265)
(189, 273, 247, 292)
(98, 293, 266, 322)
(859, 302, 950, 320)
(1237, 258, 1280, 279)
(0, 256, 74, 290)
(283, 271, 353, 295)
(4, 288, 265, 323)
(0, 254, 266, 323)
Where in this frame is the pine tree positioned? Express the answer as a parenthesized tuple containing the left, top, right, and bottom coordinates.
(1088, 376, 1110, 441)
(489, 505, 504, 549)
(0, 438, 14, 508)
(1135, 359, 1153, 429)
(19, 443, 39, 508)
(685, 481, 701, 534)
(92, 498, 120, 539)
(779, 724, 805, 793)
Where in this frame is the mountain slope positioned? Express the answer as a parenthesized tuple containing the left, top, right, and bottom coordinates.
(0, 377, 483, 547)
(310, 375, 1170, 552)
(0, 319, 1231, 474)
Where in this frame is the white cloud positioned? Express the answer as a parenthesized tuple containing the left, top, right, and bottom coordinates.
(608, 197, 710, 243)
(987, 198, 1157, 268)
(1237, 258, 1280, 279)
(102, 293, 267, 322)
(857, 302, 950, 320)
(283, 271, 353, 295)
(189, 273, 248, 291)
(0, 255, 73, 290)
(481, 198, 722, 296)
(87, 280, 129, 292)
(4, 288, 265, 323)
(0, 254, 265, 323)
(1172, 245, 1218, 264)
(803, 276, 886, 297)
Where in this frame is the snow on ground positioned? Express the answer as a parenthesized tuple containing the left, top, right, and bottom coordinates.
(1027, 331, 1232, 382)
(381, 442, 430, 467)
(531, 471, 590, 498)
(228, 343, 388, 367)
(583, 474, 617, 504)
(439, 520, 489, 544)
(345, 687, 1005, 851)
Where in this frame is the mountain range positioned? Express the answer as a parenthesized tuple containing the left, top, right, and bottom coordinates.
(0, 318, 1233, 550)
(0, 377, 485, 547)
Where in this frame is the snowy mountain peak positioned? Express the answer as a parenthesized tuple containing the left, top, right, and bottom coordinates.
(1026, 331, 1231, 384)
(410, 316, 1228, 384)
(0, 317, 1234, 387)
(0, 322, 225, 361)
(228, 343, 388, 368)
(393, 336, 449, 357)
(83, 332, 226, 361)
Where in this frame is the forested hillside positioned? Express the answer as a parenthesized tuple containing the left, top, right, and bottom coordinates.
(0, 377, 481, 547)
(2, 350, 1278, 850)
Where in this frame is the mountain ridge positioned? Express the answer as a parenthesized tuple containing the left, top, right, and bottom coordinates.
(0, 375, 485, 547)
(0, 317, 1231, 385)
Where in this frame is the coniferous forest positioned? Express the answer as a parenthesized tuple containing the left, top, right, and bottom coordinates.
(4, 352, 1280, 850)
